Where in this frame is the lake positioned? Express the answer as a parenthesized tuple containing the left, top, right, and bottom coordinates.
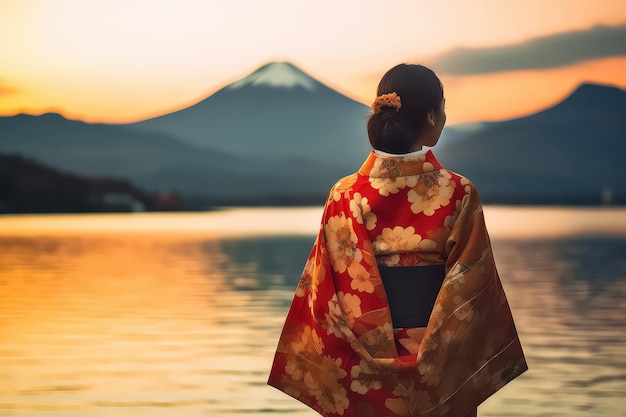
(0, 207, 625, 417)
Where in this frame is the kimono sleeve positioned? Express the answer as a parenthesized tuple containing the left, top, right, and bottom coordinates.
(414, 180, 528, 417)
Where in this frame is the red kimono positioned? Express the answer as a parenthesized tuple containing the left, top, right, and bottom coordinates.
(268, 150, 527, 417)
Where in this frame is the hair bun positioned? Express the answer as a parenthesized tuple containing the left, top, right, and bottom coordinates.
(372, 92, 402, 114)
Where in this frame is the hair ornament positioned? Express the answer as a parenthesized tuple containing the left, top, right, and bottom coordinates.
(371, 92, 402, 114)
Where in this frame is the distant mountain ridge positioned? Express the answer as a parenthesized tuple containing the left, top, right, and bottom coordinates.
(0, 61, 625, 206)
(435, 82, 626, 203)
(0, 153, 158, 213)
(0, 112, 347, 200)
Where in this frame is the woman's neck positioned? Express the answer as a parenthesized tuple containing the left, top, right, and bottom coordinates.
(373, 148, 428, 157)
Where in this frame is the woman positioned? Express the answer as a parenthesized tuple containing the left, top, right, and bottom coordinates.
(268, 64, 527, 417)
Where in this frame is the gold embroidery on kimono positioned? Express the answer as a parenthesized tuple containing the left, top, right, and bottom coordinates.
(268, 150, 527, 417)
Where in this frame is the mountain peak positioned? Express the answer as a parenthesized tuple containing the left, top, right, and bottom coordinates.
(562, 82, 625, 106)
(571, 82, 623, 96)
(227, 61, 319, 91)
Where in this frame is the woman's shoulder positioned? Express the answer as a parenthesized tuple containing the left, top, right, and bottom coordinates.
(441, 168, 480, 196)
(322, 173, 362, 212)
(330, 173, 360, 192)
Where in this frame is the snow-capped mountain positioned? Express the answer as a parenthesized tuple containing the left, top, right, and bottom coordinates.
(126, 62, 372, 169)
(227, 62, 321, 91)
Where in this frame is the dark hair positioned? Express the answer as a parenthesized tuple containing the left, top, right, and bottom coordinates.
(367, 64, 443, 153)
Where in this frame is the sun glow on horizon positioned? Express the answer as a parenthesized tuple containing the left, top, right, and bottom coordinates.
(1, 0, 626, 124)
(3, 55, 626, 126)
(441, 56, 626, 124)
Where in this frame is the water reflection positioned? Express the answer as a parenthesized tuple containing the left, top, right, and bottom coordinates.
(492, 237, 626, 324)
(551, 237, 626, 287)
(215, 236, 315, 290)
(0, 230, 624, 417)
(0, 233, 323, 417)
(488, 237, 626, 417)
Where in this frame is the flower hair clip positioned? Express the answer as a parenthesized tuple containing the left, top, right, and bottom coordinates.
(371, 92, 402, 114)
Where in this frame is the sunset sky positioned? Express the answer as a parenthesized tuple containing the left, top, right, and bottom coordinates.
(1, 0, 625, 125)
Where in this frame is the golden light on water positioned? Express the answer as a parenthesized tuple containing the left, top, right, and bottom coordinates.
(1, 207, 625, 239)
(0, 232, 280, 414)
(484, 206, 626, 238)
(0, 208, 323, 237)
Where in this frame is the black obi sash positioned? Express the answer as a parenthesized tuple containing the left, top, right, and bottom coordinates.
(378, 264, 446, 328)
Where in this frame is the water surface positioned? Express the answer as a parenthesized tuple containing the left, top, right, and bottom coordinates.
(0, 207, 625, 416)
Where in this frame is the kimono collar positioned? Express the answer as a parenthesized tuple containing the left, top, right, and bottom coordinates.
(358, 149, 444, 178)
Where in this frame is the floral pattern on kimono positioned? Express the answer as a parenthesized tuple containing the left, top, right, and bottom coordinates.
(268, 150, 527, 417)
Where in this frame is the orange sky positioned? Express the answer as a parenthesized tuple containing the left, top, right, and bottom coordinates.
(1, 0, 625, 125)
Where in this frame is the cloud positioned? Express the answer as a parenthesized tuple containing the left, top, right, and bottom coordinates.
(427, 24, 626, 75)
